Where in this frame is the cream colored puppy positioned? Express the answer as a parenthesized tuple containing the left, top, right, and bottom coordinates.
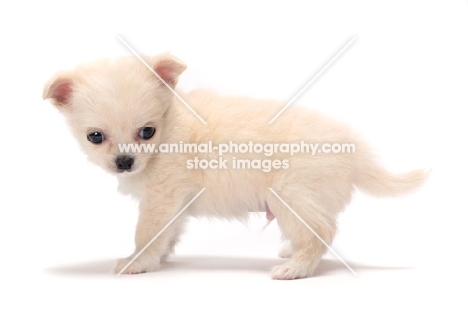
(43, 54, 428, 280)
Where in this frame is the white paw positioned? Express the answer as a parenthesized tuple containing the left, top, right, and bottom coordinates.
(114, 255, 160, 275)
(278, 243, 294, 258)
(270, 262, 309, 280)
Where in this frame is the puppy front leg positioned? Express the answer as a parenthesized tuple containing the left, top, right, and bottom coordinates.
(114, 197, 187, 274)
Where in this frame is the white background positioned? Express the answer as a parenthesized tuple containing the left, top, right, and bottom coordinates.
(1, 0, 467, 310)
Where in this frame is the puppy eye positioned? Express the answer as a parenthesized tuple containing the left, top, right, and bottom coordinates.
(87, 132, 105, 144)
(139, 127, 156, 140)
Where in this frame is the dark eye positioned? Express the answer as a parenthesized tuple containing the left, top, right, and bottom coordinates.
(139, 127, 156, 140)
(87, 131, 105, 144)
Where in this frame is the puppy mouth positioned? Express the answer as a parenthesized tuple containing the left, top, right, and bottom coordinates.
(113, 166, 142, 175)
(116, 168, 133, 174)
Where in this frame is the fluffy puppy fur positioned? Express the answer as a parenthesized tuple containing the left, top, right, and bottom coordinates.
(43, 54, 429, 279)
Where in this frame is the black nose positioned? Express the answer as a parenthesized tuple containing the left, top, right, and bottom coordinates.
(115, 155, 134, 171)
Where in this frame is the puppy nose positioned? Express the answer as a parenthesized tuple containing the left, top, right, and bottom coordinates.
(115, 155, 134, 171)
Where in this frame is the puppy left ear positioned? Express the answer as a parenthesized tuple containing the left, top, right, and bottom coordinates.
(152, 54, 186, 88)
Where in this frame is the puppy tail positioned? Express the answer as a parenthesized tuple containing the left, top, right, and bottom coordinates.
(355, 162, 430, 197)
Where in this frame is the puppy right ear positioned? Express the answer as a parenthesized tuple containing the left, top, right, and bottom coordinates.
(42, 72, 74, 107)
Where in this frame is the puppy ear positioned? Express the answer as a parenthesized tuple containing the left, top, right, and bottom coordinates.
(152, 54, 186, 88)
(43, 72, 74, 107)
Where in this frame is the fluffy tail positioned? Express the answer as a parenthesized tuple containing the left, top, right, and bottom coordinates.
(355, 164, 430, 197)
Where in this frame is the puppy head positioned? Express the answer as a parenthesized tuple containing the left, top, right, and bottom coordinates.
(43, 54, 186, 175)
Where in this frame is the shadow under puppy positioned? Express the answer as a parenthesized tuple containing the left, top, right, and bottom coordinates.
(43, 54, 429, 280)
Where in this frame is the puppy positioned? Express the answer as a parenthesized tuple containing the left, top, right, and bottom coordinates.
(43, 54, 429, 279)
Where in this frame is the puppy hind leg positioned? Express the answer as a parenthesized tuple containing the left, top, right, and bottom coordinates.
(273, 219, 336, 280)
(267, 194, 336, 280)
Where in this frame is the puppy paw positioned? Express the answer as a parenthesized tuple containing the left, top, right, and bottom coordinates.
(278, 243, 294, 258)
(270, 262, 309, 280)
(114, 255, 160, 275)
